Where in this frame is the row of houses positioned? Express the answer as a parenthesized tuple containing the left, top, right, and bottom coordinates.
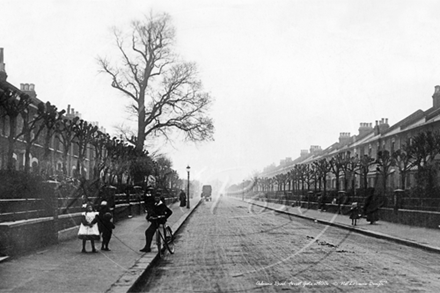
(258, 83, 440, 194)
(0, 48, 103, 179)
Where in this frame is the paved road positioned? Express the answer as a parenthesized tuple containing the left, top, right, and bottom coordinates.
(134, 196, 440, 292)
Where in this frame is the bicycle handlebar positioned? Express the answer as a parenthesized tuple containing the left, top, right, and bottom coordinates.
(149, 215, 166, 220)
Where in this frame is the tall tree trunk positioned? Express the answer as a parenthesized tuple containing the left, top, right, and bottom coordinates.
(24, 142, 31, 173)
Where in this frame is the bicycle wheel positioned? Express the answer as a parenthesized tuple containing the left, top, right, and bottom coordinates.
(163, 226, 175, 254)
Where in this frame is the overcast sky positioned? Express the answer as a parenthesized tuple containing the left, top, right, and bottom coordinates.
(2, 0, 440, 186)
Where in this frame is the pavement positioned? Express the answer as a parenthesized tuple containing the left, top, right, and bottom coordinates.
(2, 196, 440, 293)
(0, 198, 200, 293)
(239, 197, 440, 254)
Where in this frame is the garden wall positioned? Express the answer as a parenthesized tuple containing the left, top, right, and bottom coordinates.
(0, 198, 177, 257)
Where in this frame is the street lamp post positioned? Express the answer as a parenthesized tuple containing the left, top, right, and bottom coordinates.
(186, 165, 190, 209)
(242, 180, 245, 201)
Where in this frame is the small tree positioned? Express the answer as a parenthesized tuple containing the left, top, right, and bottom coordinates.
(39, 102, 66, 176)
(392, 141, 415, 190)
(359, 154, 375, 194)
(17, 101, 45, 173)
(89, 131, 110, 180)
(72, 119, 98, 178)
(0, 89, 30, 170)
(314, 158, 331, 198)
(347, 154, 360, 195)
(376, 150, 395, 196)
(409, 131, 440, 193)
(55, 117, 78, 177)
(329, 153, 344, 192)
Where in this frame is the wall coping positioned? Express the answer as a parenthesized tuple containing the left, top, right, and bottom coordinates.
(0, 216, 52, 227)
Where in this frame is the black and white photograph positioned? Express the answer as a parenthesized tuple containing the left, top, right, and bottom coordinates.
(1, 0, 440, 292)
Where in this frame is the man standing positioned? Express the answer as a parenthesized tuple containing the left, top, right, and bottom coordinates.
(179, 189, 186, 207)
(140, 190, 173, 253)
(143, 186, 155, 213)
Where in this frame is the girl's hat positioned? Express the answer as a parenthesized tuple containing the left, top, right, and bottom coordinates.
(100, 201, 108, 206)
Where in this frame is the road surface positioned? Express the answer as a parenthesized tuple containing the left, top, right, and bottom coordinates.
(134, 196, 440, 292)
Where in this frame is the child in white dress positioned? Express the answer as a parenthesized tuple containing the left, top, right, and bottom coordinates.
(78, 204, 100, 253)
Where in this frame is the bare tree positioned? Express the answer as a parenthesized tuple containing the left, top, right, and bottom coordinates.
(72, 119, 98, 178)
(39, 102, 66, 176)
(376, 150, 395, 196)
(0, 88, 30, 171)
(56, 117, 78, 177)
(98, 12, 214, 151)
(359, 154, 375, 192)
(89, 131, 110, 180)
(408, 131, 440, 192)
(314, 158, 331, 198)
(329, 153, 344, 192)
(392, 142, 415, 190)
(17, 101, 44, 174)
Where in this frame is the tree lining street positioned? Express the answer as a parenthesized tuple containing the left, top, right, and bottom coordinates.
(135, 196, 440, 292)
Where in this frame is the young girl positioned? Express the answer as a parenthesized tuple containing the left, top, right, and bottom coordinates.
(78, 203, 100, 253)
(348, 202, 361, 226)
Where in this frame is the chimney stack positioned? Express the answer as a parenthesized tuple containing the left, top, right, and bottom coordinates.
(374, 118, 390, 135)
(358, 122, 373, 137)
(339, 132, 351, 144)
(310, 145, 322, 155)
(0, 48, 7, 81)
(433, 85, 440, 109)
(20, 83, 37, 99)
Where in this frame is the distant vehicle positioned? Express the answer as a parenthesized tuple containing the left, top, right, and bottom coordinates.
(202, 185, 212, 201)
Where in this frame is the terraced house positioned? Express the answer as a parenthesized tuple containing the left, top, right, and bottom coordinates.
(0, 48, 103, 179)
(259, 84, 440, 205)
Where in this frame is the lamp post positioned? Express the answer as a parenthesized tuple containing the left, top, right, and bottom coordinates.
(186, 165, 190, 209)
(242, 180, 245, 201)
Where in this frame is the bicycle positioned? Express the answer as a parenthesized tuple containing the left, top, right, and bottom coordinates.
(150, 216, 175, 256)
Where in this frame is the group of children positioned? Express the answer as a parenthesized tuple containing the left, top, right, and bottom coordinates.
(77, 201, 115, 253)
